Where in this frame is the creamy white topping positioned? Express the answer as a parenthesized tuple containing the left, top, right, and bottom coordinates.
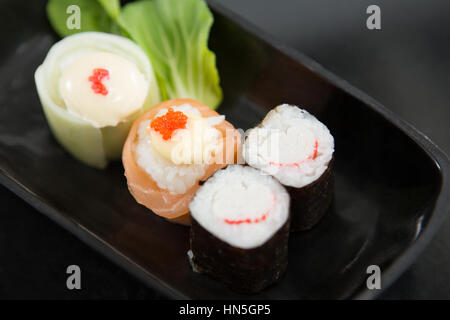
(149, 104, 223, 165)
(134, 119, 207, 194)
(59, 51, 148, 128)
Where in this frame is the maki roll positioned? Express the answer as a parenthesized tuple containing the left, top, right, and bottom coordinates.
(243, 104, 334, 231)
(35, 32, 161, 168)
(122, 98, 241, 225)
(188, 165, 290, 293)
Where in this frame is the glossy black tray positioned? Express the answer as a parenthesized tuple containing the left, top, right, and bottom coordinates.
(0, 0, 449, 299)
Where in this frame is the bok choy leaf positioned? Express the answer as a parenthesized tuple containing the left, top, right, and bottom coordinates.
(118, 0, 223, 109)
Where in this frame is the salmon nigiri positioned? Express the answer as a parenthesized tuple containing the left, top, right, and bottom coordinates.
(122, 99, 241, 225)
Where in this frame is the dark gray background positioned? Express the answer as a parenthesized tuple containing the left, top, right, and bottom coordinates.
(0, 0, 449, 299)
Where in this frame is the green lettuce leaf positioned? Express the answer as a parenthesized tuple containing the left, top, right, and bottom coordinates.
(118, 0, 222, 109)
(47, 0, 120, 37)
(98, 0, 121, 20)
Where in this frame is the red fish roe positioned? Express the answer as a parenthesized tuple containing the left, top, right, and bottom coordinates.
(269, 140, 318, 167)
(150, 108, 188, 140)
(224, 196, 276, 225)
(88, 68, 109, 95)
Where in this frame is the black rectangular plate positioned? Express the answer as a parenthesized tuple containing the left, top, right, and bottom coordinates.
(0, 0, 449, 299)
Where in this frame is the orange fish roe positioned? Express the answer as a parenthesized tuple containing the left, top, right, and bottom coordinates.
(88, 68, 109, 95)
(150, 108, 188, 140)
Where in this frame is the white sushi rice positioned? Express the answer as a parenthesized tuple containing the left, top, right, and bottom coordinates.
(243, 104, 334, 188)
(190, 165, 290, 249)
(133, 104, 224, 194)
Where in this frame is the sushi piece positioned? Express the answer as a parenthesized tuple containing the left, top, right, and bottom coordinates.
(243, 104, 334, 231)
(122, 98, 241, 225)
(188, 165, 290, 293)
(35, 32, 161, 168)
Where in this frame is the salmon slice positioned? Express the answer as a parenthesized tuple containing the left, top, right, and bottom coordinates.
(122, 99, 241, 225)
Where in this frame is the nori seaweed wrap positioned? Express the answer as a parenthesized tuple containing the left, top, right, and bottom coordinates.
(188, 165, 290, 293)
(243, 104, 335, 231)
